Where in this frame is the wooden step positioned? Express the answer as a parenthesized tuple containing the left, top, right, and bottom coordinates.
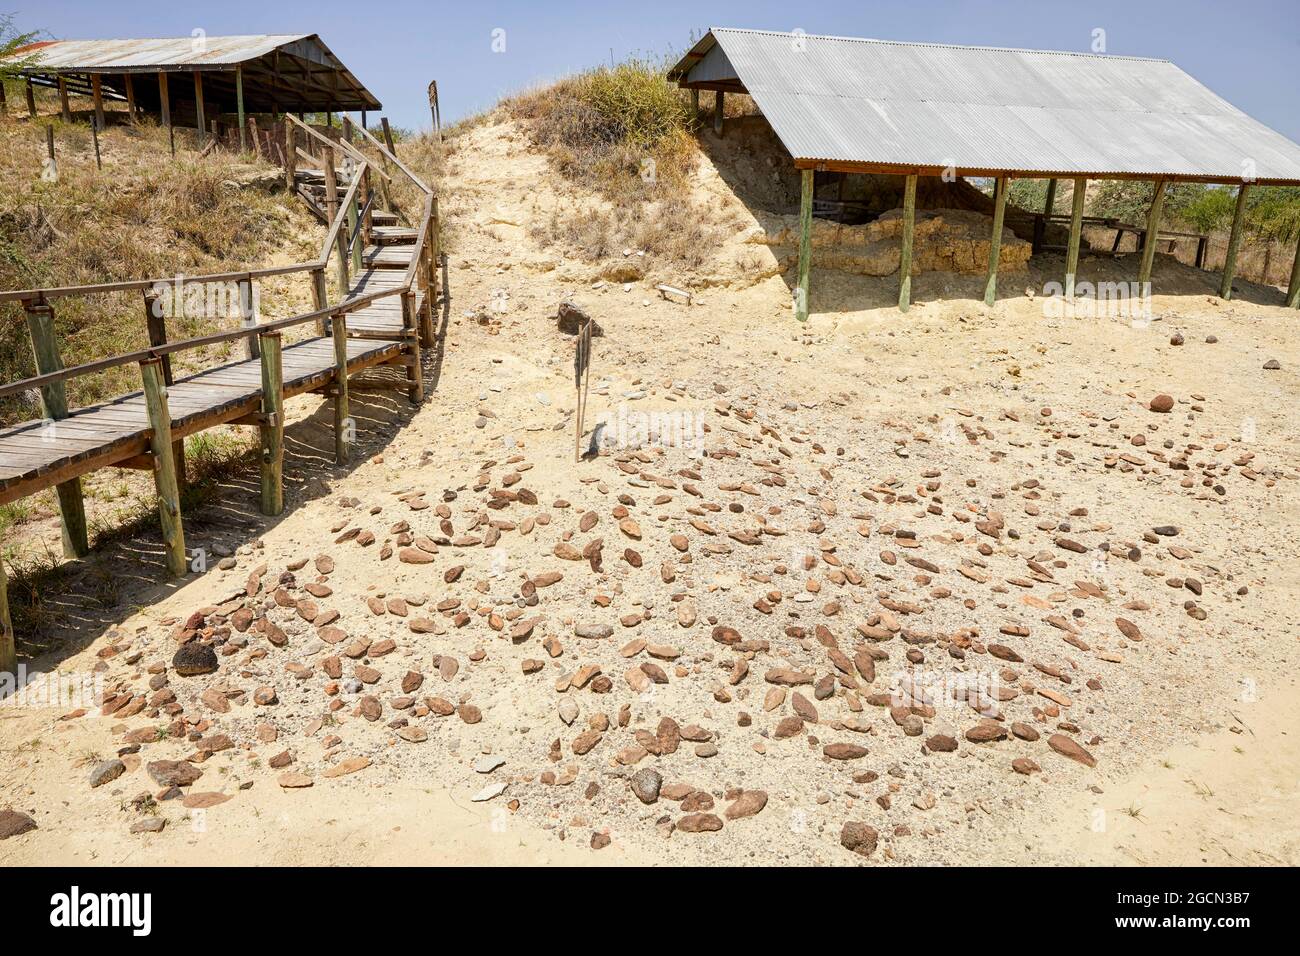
(370, 210, 399, 227)
(373, 226, 417, 245)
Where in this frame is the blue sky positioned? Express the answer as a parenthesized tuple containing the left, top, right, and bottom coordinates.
(13, 0, 1300, 140)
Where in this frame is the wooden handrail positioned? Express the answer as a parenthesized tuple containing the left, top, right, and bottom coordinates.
(283, 113, 391, 182)
(0, 286, 401, 402)
(0, 261, 323, 305)
(402, 194, 435, 290)
(353, 122, 433, 196)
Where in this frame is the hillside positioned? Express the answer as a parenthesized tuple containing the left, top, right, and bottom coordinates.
(1, 82, 1299, 868)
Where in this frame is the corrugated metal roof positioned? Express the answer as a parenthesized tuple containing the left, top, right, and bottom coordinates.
(10, 35, 309, 71)
(669, 28, 1300, 184)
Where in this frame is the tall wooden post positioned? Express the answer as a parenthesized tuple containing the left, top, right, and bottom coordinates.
(0, 556, 13, 678)
(898, 173, 918, 312)
(0, 79, 8, 115)
(348, 189, 362, 276)
(1064, 177, 1087, 298)
(144, 290, 184, 487)
(193, 71, 206, 136)
(58, 76, 71, 121)
(714, 91, 725, 136)
(796, 167, 813, 322)
(285, 121, 297, 190)
(402, 292, 423, 404)
(236, 66, 247, 151)
(124, 74, 136, 123)
(691, 88, 700, 121)
(258, 331, 284, 516)
(1218, 183, 1251, 300)
(1137, 178, 1168, 291)
(311, 266, 329, 335)
(24, 300, 89, 558)
(240, 280, 259, 361)
(140, 358, 186, 577)
(984, 175, 1009, 306)
(332, 312, 351, 464)
(158, 72, 173, 156)
(24, 78, 35, 117)
(1285, 241, 1300, 309)
(1043, 178, 1058, 217)
(91, 74, 104, 129)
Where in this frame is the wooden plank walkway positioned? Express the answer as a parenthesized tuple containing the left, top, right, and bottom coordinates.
(0, 336, 401, 506)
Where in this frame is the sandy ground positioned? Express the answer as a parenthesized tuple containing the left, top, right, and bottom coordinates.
(3, 117, 1298, 867)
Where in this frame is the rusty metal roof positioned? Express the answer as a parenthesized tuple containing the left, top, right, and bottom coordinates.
(11, 35, 309, 71)
(7, 33, 381, 111)
(669, 28, 1300, 185)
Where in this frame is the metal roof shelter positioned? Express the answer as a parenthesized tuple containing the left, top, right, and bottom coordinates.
(669, 28, 1300, 316)
(4, 34, 380, 137)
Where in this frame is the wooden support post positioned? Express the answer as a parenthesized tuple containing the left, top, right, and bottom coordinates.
(691, 88, 700, 121)
(311, 266, 329, 335)
(322, 149, 340, 221)
(898, 173, 917, 312)
(0, 556, 13, 679)
(0, 79, 7, 115)
(25, 78, 35, 117)
(1286, 241, 1300, 309)
(1137, 178, 1168, 291)
(348, 189, 362, 276)
(58, 76, 71, 121)
(285, 121, 297, 190)
(402, 291, 423, 404)
(124, 73, 136, 123)
(1065, 177, 1087, 299)
(145, 291, 184, 487)
(240, 280, 259, 360)
(381, 117, 399, 159)
(91, 74, 104, 129)
(1043, 178, 1058, 217)
(236, 66, 246, 152)
(159, 72, 173, 156)
(332, 313, 351, 464)
(140, 358, 186, 577)
(24, 300, 89, 558)
(796, 167, 813, 322)
(1218, 183, 1251, 300)
(420, 211, 437, 345)
(714, 91, 724, 136)
(427, 80, 441, 143)
(91, 116, 102, 169)
(193, 71, 205, 136)
(258, 332, 284, 516)
(983, 175, 1009, 306)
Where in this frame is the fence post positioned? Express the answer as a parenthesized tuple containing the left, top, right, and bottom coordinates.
(24, 299, 90, 558)
(401, 291, 423, 404)
(144, 289, 185, 488)
(0, 556, 14, 678)
(140, 358, 187, 577)
(238, 279, 260, 360)
(258, 331, 284, 516)
(285, 121, 297, 191)
(332, 312, 351, 464)
(310, 266, 329, 335)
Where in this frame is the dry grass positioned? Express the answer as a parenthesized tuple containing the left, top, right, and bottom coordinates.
(0, 111, 319, 423)
(501, 58, 736, 269)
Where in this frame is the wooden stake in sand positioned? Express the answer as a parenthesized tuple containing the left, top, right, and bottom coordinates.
(573, 317, 593, 462)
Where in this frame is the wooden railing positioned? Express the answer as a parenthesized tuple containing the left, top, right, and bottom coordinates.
(0, 115, 441, 598)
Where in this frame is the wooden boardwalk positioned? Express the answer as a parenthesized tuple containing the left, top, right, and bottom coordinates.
(0, 115, 440, 673)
